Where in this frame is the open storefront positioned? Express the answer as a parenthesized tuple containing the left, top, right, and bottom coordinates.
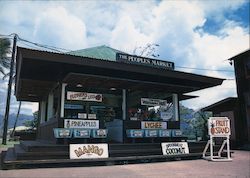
(14, 46, 223, 144)
(2, 46, 224, 168)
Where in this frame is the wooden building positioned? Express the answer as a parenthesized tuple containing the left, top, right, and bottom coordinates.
(202, 97, 239, 147)
(2, 46, 224, 169)
(228, 49, 250, 143)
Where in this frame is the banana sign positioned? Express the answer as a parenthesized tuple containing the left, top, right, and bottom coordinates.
(208, 117, 231, 137)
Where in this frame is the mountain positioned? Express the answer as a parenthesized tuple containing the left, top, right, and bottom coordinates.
(0, 114, 34, 129)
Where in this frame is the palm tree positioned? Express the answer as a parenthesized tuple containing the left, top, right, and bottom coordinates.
(1, 37, 22, 140)
(0, 38, 11, 75)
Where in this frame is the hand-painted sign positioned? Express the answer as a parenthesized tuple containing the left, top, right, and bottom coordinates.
(116, 53, 174, 70)
(141, 98, 167, 106)
(208, 117, 231, 137)
(64, 119, 99, 129)
(70, 144, 109, 159)
(141, 121, 167, 129)
(161, 142, 189, 155)
(67, 91, 102, 102)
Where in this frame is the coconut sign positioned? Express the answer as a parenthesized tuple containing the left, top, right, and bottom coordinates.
(208, 117, 231, 137)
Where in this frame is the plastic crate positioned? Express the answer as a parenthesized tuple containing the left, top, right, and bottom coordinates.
(144, 129, 158, 137)
(158, 129, 171, 137)
(73, 129, 91, 138)
(53, 128, 72, 138)
(126, 129, 144, 138)
(91, 129, 108, 138)
(172, 130, 182, 137)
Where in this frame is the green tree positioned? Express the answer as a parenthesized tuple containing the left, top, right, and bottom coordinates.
(0, 38, 11, 75)
(1, 37, 22, 140)
(24, 111, 38, 130)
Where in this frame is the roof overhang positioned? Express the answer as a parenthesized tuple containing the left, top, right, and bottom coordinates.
(15, 47, 224, 102)
(201, 97, 238, 113)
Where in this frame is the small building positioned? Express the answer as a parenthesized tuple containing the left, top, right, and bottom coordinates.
(201, 97, 239, 147)
(14, 45, 224, 144)
(228, 49, 250, 143)
(2, 45, 224, 168)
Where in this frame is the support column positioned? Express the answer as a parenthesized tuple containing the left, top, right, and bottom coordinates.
(60, 83, 67, 118)
(40, 101, 46, 123)
(47, 92, 54, 120)
(172, 94, 179, 121)
(122, 89, 127, 120)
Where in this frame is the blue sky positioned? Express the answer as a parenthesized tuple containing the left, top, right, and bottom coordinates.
(0, 0, 249, 115)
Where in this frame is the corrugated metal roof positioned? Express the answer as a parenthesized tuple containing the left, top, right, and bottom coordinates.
(68, 45, 127, 61)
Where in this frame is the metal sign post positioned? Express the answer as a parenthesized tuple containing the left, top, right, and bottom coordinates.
(203, 117, 232, 161)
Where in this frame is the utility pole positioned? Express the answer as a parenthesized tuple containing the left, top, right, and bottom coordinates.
(2, 34, 17, 145)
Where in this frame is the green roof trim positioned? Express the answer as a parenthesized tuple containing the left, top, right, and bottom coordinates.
(68, 45, 127, 61)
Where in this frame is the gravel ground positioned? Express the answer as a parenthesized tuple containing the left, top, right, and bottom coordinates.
(0, 150, 249, 178)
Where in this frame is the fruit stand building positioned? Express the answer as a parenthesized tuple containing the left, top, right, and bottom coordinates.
(2, 45, 224, 169)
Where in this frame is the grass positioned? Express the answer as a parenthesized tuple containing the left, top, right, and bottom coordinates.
(0, 138, 19, 150)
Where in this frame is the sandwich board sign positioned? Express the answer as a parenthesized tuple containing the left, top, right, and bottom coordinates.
(203, 117, 232, 161)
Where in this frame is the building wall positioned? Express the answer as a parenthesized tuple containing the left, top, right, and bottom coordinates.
(234, 54, 250, 143)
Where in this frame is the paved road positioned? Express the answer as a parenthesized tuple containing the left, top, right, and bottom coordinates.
(0, 150, 249, 178)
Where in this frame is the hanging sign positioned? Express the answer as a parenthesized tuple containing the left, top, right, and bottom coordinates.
(64, 119, 99, 129)
(208, 117, 231, 137)
(161, 142, 189, 155)
(67, 91, 102, 102)
(70, 144, 109, 159)
(141, 98, 167, 106)
(116, 53, 174, 70)
(141, 121, 167, 129)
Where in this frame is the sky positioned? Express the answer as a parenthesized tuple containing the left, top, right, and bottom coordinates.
(0, 0, 249, 116)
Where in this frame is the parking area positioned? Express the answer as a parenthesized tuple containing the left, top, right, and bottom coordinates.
(0, 150, 249, 178)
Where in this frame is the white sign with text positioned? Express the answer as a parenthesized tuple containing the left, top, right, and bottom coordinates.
(67, 91, 102, 102)
(64, 119, 99, 129)
(161, 142, 189, 155)
(70, 144, 109, 159)
(208, 117, 231, 137)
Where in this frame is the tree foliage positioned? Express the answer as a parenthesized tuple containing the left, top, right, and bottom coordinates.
(24, 111, 38, 130)
(0, 38, 11, 75)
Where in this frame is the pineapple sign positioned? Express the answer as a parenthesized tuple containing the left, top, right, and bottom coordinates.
(208, 117, 231, 137)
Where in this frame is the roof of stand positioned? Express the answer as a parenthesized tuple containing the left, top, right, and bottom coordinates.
(68, 45, 125, 61)
(15, 46, 224, 102)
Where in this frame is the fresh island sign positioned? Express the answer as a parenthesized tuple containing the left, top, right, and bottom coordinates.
(208, 117, 231, 137)
(116, 53, 174, 70)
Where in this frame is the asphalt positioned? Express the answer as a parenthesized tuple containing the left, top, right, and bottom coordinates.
(0, 150, 249, 178)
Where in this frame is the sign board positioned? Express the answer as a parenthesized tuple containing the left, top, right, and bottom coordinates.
(70, 144, 109, 159)
(88, 114, 97, 119)
(141, 121, 167, 129)
(64, 104, 84, 110)
(64, 119, 99, 129)
(78, 113, 87, 119)
(116, 53, 174, 70)
(141, 98, 167, 106)
(208, 117, 231, 137)
(161, 142, 189, 155)
(67, 91, 102, 102)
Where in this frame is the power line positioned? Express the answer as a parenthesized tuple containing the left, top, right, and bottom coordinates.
(17, 36, 71, 53)
(0, 33, 238, 74)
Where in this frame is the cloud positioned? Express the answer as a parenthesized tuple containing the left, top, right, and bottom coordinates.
(33, 6, 87, 50)
(0, 0, 249, 112)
